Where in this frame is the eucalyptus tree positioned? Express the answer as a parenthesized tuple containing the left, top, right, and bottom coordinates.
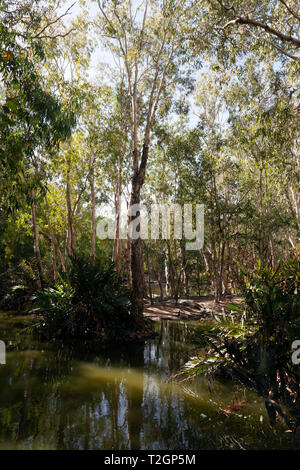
(192, 61, 299, 296)
(191, 69, 260, 299)
(0, 0, 77, 287)
(36, 5, 94, 265)
(0, 0, 74, 207)
(227, 67, 300, 264)
(94, 0, 198, 316)
(79, 80, 130, 267)
(208, 0, 300, 63)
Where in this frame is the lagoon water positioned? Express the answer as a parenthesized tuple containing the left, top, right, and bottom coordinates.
(0, 313, 297, 450)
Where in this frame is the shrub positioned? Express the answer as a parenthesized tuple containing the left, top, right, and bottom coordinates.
(32, 256, 132, 341)
(0, 259, 38, 310)
(184, 254, 300, 433)
(244, 257, 299, 343)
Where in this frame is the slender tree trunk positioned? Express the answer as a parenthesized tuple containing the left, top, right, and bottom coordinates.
(269, 233, 276, 269)
(45, 195, 58, 281)
(145, 243, 153, 305)
(196, 252, 201, 297)
(155, 242, 164, 300)
(129, 181, 145, 317)
(180, 240, 189, 296)
(56, 241, 66, 273)
(31, 192, 44, 289)
(224, 243, 233, 295)
(166, 240, 175, 298)
(164, 245, 170, 297)
(90, 164, 96, 264)
(97, 0, 176, 321)
(66, 154, 75, 258)
(202, 248, 214, 296)
(216, 240, 226, 302)
(125, 198, 132, 287)
(258, 165, 263, 263)
(113, 181, 122, 272)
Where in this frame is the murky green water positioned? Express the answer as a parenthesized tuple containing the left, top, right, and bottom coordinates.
(0, 313, 298, 450)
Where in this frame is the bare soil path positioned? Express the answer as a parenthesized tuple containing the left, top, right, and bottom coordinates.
(143, 296, 244, 321)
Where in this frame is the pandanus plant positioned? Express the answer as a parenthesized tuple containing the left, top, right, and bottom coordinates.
(32, 256, 132, 341)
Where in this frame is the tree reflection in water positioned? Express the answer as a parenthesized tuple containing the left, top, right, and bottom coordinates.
(0, 320, 298, 449)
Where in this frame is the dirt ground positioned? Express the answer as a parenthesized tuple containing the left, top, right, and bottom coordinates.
(143, 295, 244, 321)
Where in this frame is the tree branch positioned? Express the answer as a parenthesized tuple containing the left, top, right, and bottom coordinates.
(223, 15, 300, 48)
(272, 42, 300, 62)
(33, 2, 77, 39)
(36, 28, 76, 40)
(278, 0, 300, 22)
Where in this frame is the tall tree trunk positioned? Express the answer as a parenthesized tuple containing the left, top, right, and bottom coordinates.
(31, 192, 44, 289)
(164, 245, 170, 297)
(180, 240, 189, 297)
(90, 164, 96, 264)
(97, 0, 176, 320)
(223, 243, 233, 295)
(166, 240, 175, 298)
(145, 243, 153, 305)
(269, 233, 276, 269)
(196, 252, 202, 297)
(113, 181, 122, 272)
(258, 165, 264, 263)
(45, 195, 58, 281)
(129, 180, 145, 317)
(66, 154, 75, 258)
(57, 245, 66, 272)
(216, 240, 225, 302)
(155, 242, 164, 300)
(125, 198, 132, 287)
(202, 248, 215, 296)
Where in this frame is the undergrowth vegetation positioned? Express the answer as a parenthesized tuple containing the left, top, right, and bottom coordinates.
(31, 256, 134, 341)
(184, 253, 300, 434)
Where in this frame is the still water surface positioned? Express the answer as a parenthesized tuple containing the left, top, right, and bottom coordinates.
(0, 313, 298, 450)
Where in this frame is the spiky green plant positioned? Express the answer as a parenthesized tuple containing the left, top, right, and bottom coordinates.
(32, 256, 132, 341)
(183, 254, 300, 433)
